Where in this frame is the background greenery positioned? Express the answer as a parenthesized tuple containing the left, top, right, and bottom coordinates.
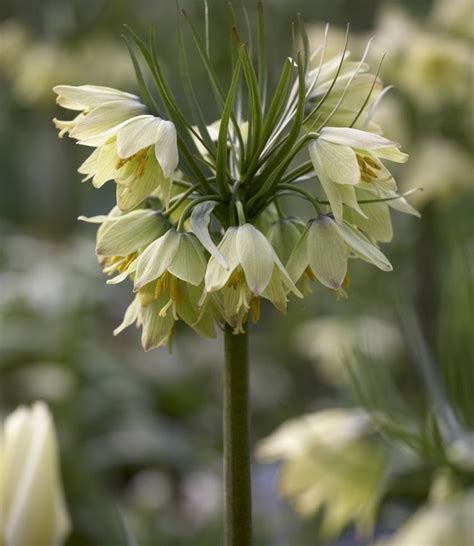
(1, 0, 472, 544)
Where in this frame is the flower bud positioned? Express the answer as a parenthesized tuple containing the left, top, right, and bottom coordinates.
(0, 402, 70, 546)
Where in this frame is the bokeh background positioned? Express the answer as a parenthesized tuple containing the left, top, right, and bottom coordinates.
(1, 0, 473, 545)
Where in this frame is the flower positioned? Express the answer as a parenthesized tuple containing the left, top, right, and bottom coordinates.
(204, 223, 302, 332)
(54, 85, 179, 211)
(287, 214, 392, 293)
(53, 84, 146, 139)
(0, 401, 71, 546)
(309, 127, 408, 223)
(116, 229, 216, 350)
(377, 493, 474, 546)
(79, 206, 170, 282)
(306, 53, 384, 132)
(256, 408, 384, 538)
(267, 218, 305, 264)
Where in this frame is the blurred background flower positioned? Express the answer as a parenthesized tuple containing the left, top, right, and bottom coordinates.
(1, 0, 473, 545)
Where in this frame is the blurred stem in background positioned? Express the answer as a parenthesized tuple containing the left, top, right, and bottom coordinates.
(224, 325, 252, 546)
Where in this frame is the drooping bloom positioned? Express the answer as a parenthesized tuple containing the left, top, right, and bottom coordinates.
(126, 229, 215, 350)
(54, 85, 179, 211)
(0, 402, 71, 546)
(287, 214, 392, 294)
(53, 84, 146, 139)
(79, 206, 170, 282)
(306, 53, 383, 132)
(204, 223, 302, 332)
(267, 218, 305, 264)
(309, 127, 408, 223)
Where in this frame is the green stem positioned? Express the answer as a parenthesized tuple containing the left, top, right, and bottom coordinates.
(223, 324, 252, 546)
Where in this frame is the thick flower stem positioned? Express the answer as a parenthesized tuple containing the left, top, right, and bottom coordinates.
(223, 324, 252, 546)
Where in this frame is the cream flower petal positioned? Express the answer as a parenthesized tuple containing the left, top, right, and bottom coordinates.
(116, 115, 163, 159)
(308, 216, 348, 289)
(154, 120, 179, 178)
(134, 230, 181, 289)
(205, 228, 240, 292)
(70, 100, 146, 143)
(315, 140, 361, 185)
(236, 224, 274, 295)
(53, 84, 139, 110)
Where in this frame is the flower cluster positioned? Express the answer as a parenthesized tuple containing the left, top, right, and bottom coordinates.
(54, 16, 415, 350)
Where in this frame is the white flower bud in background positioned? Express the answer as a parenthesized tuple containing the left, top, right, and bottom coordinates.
(0, 402, 70, 546)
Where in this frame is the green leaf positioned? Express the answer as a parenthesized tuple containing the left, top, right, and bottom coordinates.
(122, 35, 159, 115)
(257, 0, 267, 109)
(239, 41, 263, 168)
(216, 53, 242, 197)
(182, 8, 245, 153)
(303, 25, 350, 128)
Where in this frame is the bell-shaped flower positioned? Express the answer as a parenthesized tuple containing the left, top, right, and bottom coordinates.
(78, 115, 179, 211)
(114, 230, 215, 350)
(0, 402, 71, 546)
(309, 127, 408, 223)
(53, 84, 146, 140)
(267, 218, 305, 264)
(204, 224, 302, 332)
(306, 52, 383, 132)
(114, 282, 216, 351)
(80, 207, 170, 281)
(287, 214, 392, 294)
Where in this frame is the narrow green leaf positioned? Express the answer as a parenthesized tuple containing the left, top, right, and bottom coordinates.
(350, 54, 385, 128)
(297, 13, 310, 74)
(303, 24, 350, 126)
(216, 53, 242, 197)
(257, 0, 267, 109)
(249, 52, 306, 206)
(239, 41, 263, 167)
(182, 8, 245, 152)
(176, 5, 216, 158)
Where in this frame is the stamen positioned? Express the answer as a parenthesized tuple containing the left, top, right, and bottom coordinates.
(250, 297, 261, 323)
(304, 266, 317, 282)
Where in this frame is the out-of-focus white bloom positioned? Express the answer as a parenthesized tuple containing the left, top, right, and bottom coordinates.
(306, 24, 354, 61)
(310, 127, 408, 223)
(402, 138, 474, 207)
(293, 316, 403, 386)
(371, 95, 411, 148)
(396, 33, 471, 110)
(376, 492, 474, 546)
(0, 20, 29, 77)
(0, 402, 70, 546)
(257, 408, 371, 459)
(431, 0, 474, 39)
(257, 408, 386, 538)
(13, 44, 73, 107)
